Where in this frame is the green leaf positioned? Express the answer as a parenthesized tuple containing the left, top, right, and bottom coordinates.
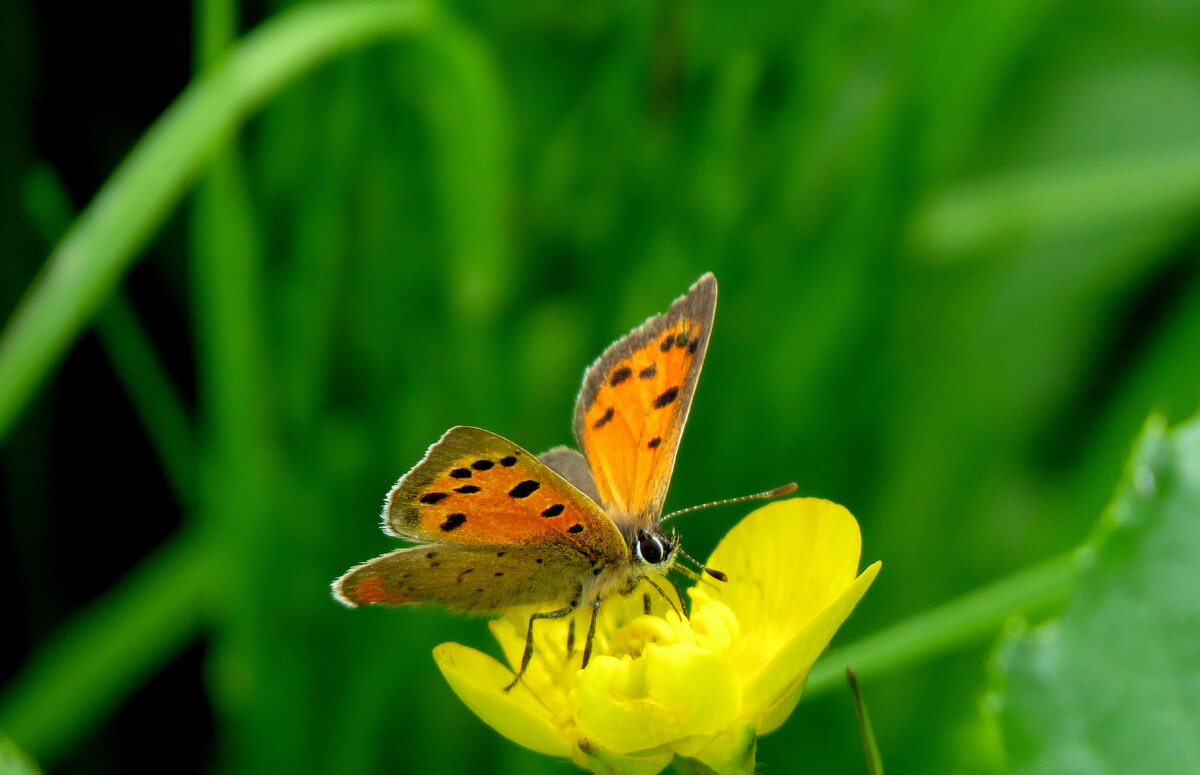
(990, 415, 1200, 773)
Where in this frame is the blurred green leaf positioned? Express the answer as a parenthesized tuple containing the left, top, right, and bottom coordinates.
(0, 736, 42, 775)
(915, 145, 1200, 257)
(990, 415, 1200, 773)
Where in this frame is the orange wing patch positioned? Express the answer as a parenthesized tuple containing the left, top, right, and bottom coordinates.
(385, 427, 626, 564)
(338, 568, 412, 605)
(574, 274, 717, 527)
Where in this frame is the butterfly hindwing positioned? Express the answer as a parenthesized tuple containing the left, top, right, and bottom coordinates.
(333, 542, 591, 612)
(574, 273, 717, 528)
(384, 426, 626, 564)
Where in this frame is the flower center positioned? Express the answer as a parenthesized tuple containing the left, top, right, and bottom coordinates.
(602, 589, 741, 661)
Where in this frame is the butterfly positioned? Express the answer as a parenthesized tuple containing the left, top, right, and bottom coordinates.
(333, 273, 791, 688)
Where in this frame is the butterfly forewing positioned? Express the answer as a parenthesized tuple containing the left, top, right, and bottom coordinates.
(574, 274, 717, 528)
(385, 426, 626, 564)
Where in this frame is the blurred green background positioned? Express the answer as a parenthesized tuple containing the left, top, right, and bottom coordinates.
(3, 0, 1200, 772)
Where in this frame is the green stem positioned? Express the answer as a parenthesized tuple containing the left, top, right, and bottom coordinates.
(847, 668, 885, 775)
(0, 0, 434, 444)
(806, 553, 1076, 697)
(0, 536, 210, 763)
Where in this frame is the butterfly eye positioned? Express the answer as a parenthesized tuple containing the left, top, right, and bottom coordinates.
(636, 534, 670, 565)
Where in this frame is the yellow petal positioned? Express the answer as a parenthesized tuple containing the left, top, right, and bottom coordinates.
(706, 499, 865, 641)
(748, 561, 881, 733)
(677, 719, 757, 775)
(572, 741, 674, 775)
(686, 591, 740, 654)
(573, 643, 740, 754)
(432, 642, 573, 757)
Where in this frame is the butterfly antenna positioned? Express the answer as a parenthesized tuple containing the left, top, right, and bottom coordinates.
(676, 546, 729, 583)
(660, 482, 798, 523)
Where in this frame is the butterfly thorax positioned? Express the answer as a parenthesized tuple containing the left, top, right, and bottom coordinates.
(583, 535, 677, 606)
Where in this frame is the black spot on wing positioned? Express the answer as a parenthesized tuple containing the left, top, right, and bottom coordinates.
(542, 504, 564, 517)
(440, 513, 467, 531)
(567, 524, 584, 534)
(499, 455, 517, 466)
(471, 459, 494, 471)
(688, 339, 699, 354)
(420, 492, 448, 504)
(660, 334, 676, 351)
(653, 386, 680, 409)
(455, 485, 481, 494)
(647, 437, 661, 449)
(638, 364, 657, 380)
(676, 330, 689, 347)
(450, 468, 472, 478)
(609, 366, 633, 386)
(593, 406, 615, 428)
(509, 480, 540, 498)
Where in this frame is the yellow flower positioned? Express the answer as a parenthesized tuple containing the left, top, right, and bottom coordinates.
(433, 498, 881, 775)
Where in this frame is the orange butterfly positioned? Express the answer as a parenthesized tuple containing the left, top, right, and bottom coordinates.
(333, 273, 792, 688)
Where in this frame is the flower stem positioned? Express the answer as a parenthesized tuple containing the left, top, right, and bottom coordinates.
(806, 553, 1076, 696)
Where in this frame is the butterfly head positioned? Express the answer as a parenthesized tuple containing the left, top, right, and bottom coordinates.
(633, 527, 676, 568)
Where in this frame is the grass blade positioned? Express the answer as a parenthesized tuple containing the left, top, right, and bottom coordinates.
(0, 0, 435, 442)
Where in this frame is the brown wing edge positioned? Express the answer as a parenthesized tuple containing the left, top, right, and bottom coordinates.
(571, 272, 718, 516)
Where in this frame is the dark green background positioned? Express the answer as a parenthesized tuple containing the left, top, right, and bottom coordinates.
(3, 0, 1199, 773)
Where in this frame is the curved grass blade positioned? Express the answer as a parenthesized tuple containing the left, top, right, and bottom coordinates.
(0, 0, 436, 443)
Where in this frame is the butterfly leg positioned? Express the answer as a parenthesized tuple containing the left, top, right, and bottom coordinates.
(566, 618, 576, 657)
(636, 574, 684, 621)
(666, 573, 690, 619)
(580, 599, 602, 668)
(505, 588, 582, 692)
